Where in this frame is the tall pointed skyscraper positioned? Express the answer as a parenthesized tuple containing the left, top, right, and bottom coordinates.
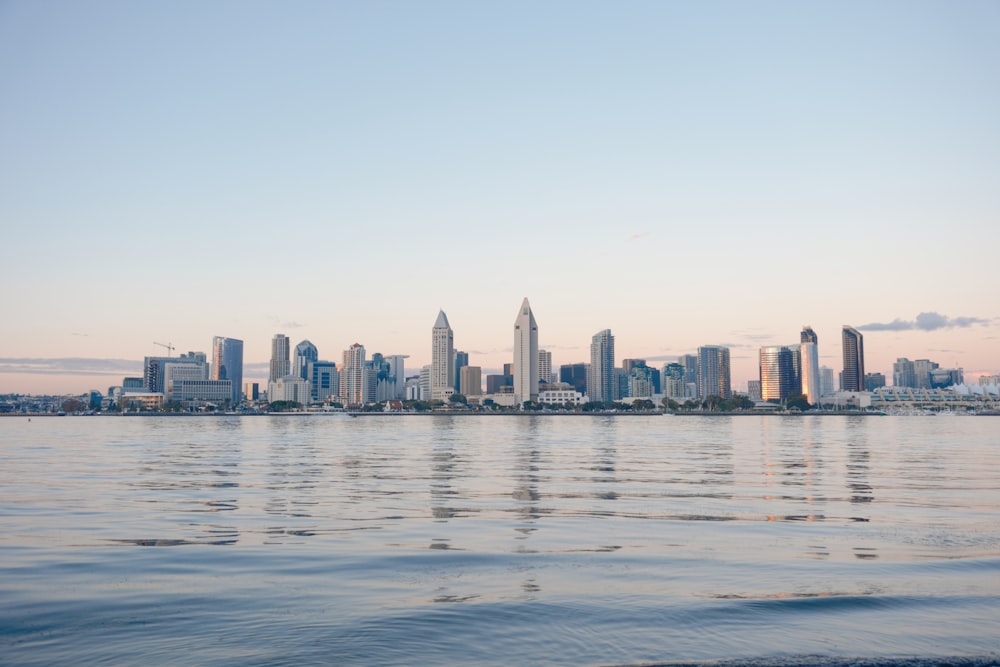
(513, 298, 539, 406)
(431, 310, 455, 402)
(841, 325, 865, 392)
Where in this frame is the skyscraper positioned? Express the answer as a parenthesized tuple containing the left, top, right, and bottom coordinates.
(269, 334, 290, 383)
(662, 362, 686, 399)
(538, 349, 552, 385)
(431, 310, 454, 402)
(841, 326, 865, 392)
(211, 336, 244, 405)
(588, 329, 615, 402)
(513, 298, 539, 405)
(759, 345, 801, 402)
(454, 350, 469, 392)
(800, 326, 820, 403)
(386, 355, 408, 400)
(679, 354, 700, 397)
(341, 343, 366, 406)
(698, 345, 731, 399)
(560, 363, 589, 395)
(293, 340, 318, 380)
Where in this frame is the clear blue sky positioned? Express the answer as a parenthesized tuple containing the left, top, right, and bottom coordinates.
(1, 1, 998, 394)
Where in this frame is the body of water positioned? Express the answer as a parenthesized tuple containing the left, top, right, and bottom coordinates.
(2, 414, 998, 665)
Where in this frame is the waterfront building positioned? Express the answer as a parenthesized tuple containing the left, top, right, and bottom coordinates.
(913, 359, 938, 388)
(244, 382, 259, 401)
(628, 364, 654, 398)
(841, 326, 865, 392)
(698, 345, 731, 399)
(419, 365, 432, 402)
(747, 379, 762, 401)
(759, 345, 801, 402)
(819, 366, 835, 397)
(559, 363, 589, 396)
(164, 359, 209, 399)
(800, 326, 820, 403)
(538, 349, 553, 386)
(486, 371, 512, 394)
(930, 367, 964, 388)
(454, 350, 469, 392)
(341, 343, 366, 407)
(293, 340, 318, 380)
(270, 334, 290, 383)
(307, 361, 339, 403)
(513, 298, 539, 406)
(173, 379, 233, 404)
(588, 329, 615, 402)
(679, 354, 700, 397)
(386, 355, 409, 400)
(144, 352, 205, 395)
(893, 358, 917, 388)
(211, 336, 244, 405)
(864, 373, 887, 391)
(662, 362, 686, 400)
(460, 366, 482, 397)
(980, 375, 1000, 386)
(268, 375, 311, 404)
(123, 377, 145, 392)
(431, 310, 455, 402)
(537, 385, 585, 406)
(615, 368, 629, 400)
(405, 375, 423, 401)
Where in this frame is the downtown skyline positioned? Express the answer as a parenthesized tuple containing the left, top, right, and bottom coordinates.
(0, 300, 993, 397)
(1, 2, 998, 394)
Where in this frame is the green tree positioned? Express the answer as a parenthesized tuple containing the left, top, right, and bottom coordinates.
(703, 395, 723, 412)
(449, 393, 468, 405)
(632, 399, 656, 412)
(268, 400, 302, 412)
(662, 398, 681, 412)
(61, 398, 85, 413)
(785, 392, 811, 411)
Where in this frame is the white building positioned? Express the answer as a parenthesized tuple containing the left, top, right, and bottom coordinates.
(386, 355, 409, 400)
(431, 310, 455, 402)
(819, 366, 835, 397)
(164, 359, 209, 399)
(341, 343, 366, 406)
(538, 386, 585, 405)
(268, 375, 311, 404)
(538, 349, 553, 385)
(800, 326, 820, 403)
(513, 298, 539, 405)
(173, 379, 233, 403)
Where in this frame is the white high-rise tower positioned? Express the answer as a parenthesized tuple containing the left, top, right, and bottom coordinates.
(800, 326, 820, 403)
(431, 310, 455, 402)
(513, 298, 539, 406)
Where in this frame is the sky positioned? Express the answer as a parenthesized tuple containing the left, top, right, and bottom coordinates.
(1, 0, 998, 395)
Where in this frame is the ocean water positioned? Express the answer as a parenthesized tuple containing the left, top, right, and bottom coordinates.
(1, 414, 998, 666)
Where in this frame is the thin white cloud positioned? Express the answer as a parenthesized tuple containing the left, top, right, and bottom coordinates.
(0, 358, 142, 376)
(858, 311, 991, 332)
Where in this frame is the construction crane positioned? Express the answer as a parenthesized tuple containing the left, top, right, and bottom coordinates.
(153, 341, 175, 356)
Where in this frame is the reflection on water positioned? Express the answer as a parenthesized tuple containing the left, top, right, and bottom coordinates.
(1, 414, 999, 665)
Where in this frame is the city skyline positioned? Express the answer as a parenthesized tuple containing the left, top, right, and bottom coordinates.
(0, 303, 995, 396)
(1, 3, 998, 394)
